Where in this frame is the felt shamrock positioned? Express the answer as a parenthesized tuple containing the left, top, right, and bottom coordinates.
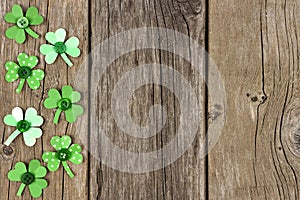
(8, 160, 48, 198)
(4, 4, 44, 44)
(4, 107, 44, 147)
(44, 85, 84, 124)
(5, 53, 45, 93)
(42, 135, 83, 178)
(40, 28, 81, 67)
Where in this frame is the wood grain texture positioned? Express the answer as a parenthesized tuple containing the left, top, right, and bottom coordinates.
(0, 0, 88, 199)
(208, 0, 300, 199)
(4, 0, 300, 199)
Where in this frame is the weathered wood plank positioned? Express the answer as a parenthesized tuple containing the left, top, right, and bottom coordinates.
(89, 0, 206, 199)
(208, 0, 300, 199)
(42, 1, 89, 200)
(0, 0, 89, 199)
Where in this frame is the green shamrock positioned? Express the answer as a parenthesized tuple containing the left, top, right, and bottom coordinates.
(44, 85, 84, 124)
(8, 160, 48, 198)
(4, 4, 44, 44)
(40, 28, 81, 67)
(4, 107, 44, 147)
(5, 53, 45, 94)
(42, 135, 83, 178)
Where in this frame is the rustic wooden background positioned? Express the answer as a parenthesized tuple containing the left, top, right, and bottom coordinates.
(1, 0, 300, 199)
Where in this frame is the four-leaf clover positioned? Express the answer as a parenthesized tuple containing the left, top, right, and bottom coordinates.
(44, 85, 84, 124)
(40, 28, 81, 67)
(5, 53, 45, 93)
(4, 107, 44, 147)
(8, 160, 48, 198)
(4, 4, 44, 44)
(42, 135, 83, 178)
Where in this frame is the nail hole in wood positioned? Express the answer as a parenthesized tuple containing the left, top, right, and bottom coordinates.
(3, 146, 13, 155)
(251, 96, 258, 102)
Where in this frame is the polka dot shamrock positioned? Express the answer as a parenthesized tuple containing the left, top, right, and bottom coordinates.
(5, 53, 45, 94)
(43, 85, 84, 124)
(42, 135, 83, 178)
(4, 107, 44, 147)
(40, 28, 81, 67)
(8, 160, 48, 198)
(4, 4, 44, 44)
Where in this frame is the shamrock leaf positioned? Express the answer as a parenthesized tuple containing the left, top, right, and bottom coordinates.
(7, 160, 48, 198)
(26, 7, 44, 25)
(24, 107, 44, 126)
(8, 162, 27, 181)
(40, 28, 81, 67)
(42, 152, 60, 172)
(50, 135, 72, 150)
(4, 4, 44, 43)
(68, 144, 83, 164)
(3, 107, 44, 147)
(43, 85, 84, 124)
(42, 135, 83, 178)
(29, 179, 48, 198)
(4, 53, 45, 93)
(65, 105, 84, 123)
(5, 61, 20, 82)
(27, 69, 45, 90)
(17, 53, 38, 67)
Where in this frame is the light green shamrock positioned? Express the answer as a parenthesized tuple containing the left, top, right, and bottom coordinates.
(5, 53, 45, 94)
(4, 4, 44, 44)
(42, 135, 83, 178)
(4, 107, 44, 147)
(40, 28, 81, 67)
(8, 160, 48, 198)
(43, 85, 84, 124)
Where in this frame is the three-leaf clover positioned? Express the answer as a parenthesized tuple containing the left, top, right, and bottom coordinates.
(40, 28, 81, 67)
(4, 4, 44, 44)
(44, 85, 84, 124)
(8, 160, 48, 198)
(4, 107, 44, 147)
(42, 135, 83, 178)
(5, 53, 45, 93)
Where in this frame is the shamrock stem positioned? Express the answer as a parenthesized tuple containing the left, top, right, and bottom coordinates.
(16, 183, 26, 196)
(4, 130, 21, 146)
(53, 109, 62, 124)
(25, 27, 39, 39)
(61, 53, 73, 67)
(16, 79, 26, 93)
(62, 161, 75, 178)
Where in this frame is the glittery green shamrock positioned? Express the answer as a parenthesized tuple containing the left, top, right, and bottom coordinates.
(8, 160, 48, 198)
(4, 4, 44, 44)
(43, 85, 84, 124)
(40, 28, 81, 67)
(4, 107, 44, 147)
(42, 135, 83, 178)
(5, 53, 45, 94)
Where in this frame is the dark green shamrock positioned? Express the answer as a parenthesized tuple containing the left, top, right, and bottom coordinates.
(8, 160, 48, 198)
(4, 4, 44, 44)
